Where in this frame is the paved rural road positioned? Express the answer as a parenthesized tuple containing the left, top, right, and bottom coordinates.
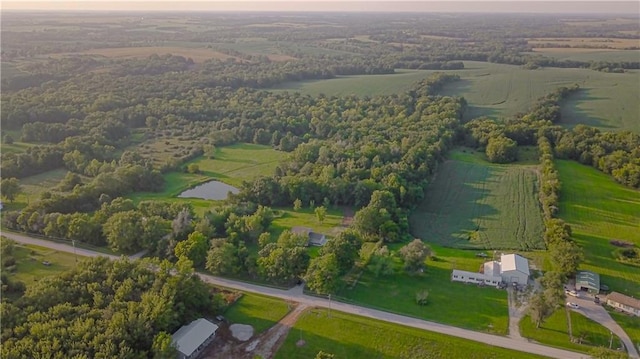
(3, 231, 590, 359)
(569, 294, 639, 358)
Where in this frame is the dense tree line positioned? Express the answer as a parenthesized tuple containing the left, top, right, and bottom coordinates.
(1, 256, 221, 358)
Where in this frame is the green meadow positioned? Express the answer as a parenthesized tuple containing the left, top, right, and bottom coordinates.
(275, 309, 546, 359)
(337, 244, 510, 334)
(129, 143, 285, 214)
(556, 160, 640, 298)
(410, 148, 545, 250)
(2, 240, 78, 284)
(223, 293, 291, 334)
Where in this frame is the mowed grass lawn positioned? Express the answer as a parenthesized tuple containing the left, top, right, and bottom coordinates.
(223, 293, 291, 334)
(275, 309, 546, 359)
(4, 241, 78, 284)
(556, 160, 640, 298)
(410, 148, 545, 250)
(338, 244, 509, 334)
(520, 310, 623, 353)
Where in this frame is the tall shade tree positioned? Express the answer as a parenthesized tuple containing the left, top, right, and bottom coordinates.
(399, 239, 431, 272)
(174, 231, 209, 267)
(304, 253, 340, 294)
(103, 210, 144, 253)
(0, 177, 22, 203)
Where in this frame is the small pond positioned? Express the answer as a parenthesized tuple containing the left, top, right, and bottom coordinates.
(178, 180, 239, 200)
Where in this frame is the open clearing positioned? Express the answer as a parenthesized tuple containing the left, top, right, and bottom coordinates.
(129, 143, 285, 214)
(4, 168, 71, 212)
(269, 69, 435, 97)
(520, 310, 623, 353)
(275, 308, 545, 359)
(270, 61, 639, 131)
(410, 149, 545, 250)
(224, 293, 292, 335)
(71, 46, 239, 63)
(528, 37, 639, 49)
(556, 160, 640, 298)
(338, 244, 510, 333)
(3, 241, 78, 284)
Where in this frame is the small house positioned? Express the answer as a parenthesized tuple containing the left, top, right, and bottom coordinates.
(172, 318, 218, 359)
(291, 226, 327, 246)
(606, 292, 640, 317)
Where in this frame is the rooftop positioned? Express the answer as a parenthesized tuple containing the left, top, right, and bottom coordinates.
(607, 292, 640, 309)
(172, 318, 218, 357)
(483, 261, 501, 277)
(500, 254, 530, 276)
(576, 270, 600, 290)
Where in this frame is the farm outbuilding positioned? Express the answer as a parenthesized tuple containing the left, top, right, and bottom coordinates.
(500, 254, 530, 285)
(451, 254, 530, 287)
(172, 318, 218, 359)
(576, 270, 600, 294)
(606, 292, 640, 317)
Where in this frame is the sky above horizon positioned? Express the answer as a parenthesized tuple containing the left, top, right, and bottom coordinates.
(2, 1, 639, 14)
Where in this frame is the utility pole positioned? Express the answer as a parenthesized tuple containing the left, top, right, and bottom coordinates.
(72, 240, 77, 265)
(609, 331, 613, 349)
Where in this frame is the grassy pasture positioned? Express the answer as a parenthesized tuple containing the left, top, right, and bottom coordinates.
(275, 308, 544, 359)
(3, 168, 70, 212)
(72, 46, 239, 63)
(223, 293, 291, 334)
(520, 310, 623, 353)
(337, 244, 509, 334)
(556, 160, 640, 298)
(528, 37, 640, 49)
(270, 69, 434, 97)
(410, 148, 545, 250)
(129, 143, 285, 214)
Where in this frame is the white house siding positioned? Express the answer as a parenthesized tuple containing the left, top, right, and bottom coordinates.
(451, 270, 502, 286)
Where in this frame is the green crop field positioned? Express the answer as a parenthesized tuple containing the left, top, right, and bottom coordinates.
(410, 149, 545, 250)
(526, 49, 640, 63)
(267, 61, 639, 131)
(223, 293, 291, 334)
(434, 61, 638, 131)
(556, 160, 640, 298)
(520, 310, 623, 353)
(269, 69, 435, 97)
(275, 309, 546, 359)
(337, 244, 509, 333)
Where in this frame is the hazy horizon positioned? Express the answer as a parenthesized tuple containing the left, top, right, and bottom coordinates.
(2, 1, 639, 14)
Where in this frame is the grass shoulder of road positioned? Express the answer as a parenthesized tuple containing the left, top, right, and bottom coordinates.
(520, 309, 623, 353)
(223, 293, 292, 334)
(608, 310, 640, 343)
(410, 147, 545, 250)
(556, 160, 640, 298)
(275, 308, 547, 359)
(337, 244, 510, 334)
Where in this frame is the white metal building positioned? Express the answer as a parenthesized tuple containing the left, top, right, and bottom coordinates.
(451, 254, 530, 287)
(500, 254, 530, 285)
(172, 318, 219, 359)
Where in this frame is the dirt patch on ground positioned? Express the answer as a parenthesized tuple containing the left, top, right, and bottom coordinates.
(202, 302, 308, 359)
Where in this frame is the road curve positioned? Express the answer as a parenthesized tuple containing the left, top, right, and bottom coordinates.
(2, 231, 589, 359)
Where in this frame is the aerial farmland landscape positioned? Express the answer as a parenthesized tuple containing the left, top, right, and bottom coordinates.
(0, 1, 638, 358)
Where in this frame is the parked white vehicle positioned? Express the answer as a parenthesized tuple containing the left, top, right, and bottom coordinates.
(565, 289, 579, 297)
(566, 302, 580, 309)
